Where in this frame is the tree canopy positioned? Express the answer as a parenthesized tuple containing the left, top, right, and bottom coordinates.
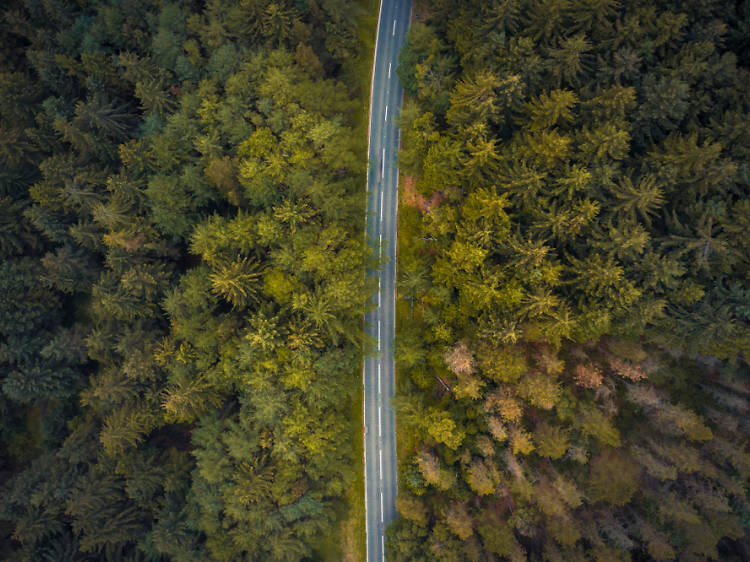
(0, 0, 371, 559)
(390, 0, 750, 559)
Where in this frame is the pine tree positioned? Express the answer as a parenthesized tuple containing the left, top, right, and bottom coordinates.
(610, 175, 664, 225)
(73, 96, 135, 142)
(521, 89, 578, 131)
(134, 77, 177, 116)
(209, 256, 262, 309)
(546, 34, 592, 87)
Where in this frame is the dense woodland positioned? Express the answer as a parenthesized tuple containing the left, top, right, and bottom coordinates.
(0, 0, 373, 559)
(391, 0, 750, 560)
(4, 0, 750, 560)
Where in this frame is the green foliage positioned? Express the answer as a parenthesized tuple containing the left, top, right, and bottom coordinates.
(587, 449, 639, 505)
(390, 0, 750, 559)
(0, 0, 370, 559)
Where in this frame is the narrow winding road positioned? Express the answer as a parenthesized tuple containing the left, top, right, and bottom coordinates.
(363, 1, 411, 560)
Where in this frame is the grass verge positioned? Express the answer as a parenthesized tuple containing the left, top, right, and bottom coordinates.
(395, 178, 424, 476)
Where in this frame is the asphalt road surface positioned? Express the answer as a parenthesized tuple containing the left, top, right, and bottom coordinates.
(363, 1, 411, 560)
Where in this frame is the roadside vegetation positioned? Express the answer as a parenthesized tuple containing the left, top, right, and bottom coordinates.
(390, 0, 750, 559)
(0, 1, 375, 559)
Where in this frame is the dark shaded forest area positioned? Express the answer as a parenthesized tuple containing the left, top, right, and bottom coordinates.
(0, 0, 372, 559)
(391, 0, 750, 560)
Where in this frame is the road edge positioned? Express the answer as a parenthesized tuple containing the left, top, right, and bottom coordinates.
(388, 2, 412, 516)
(363, 0, 384, 560)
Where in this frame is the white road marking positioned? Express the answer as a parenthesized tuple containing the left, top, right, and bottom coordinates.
(365, 0, 385, 215)
(378, 406, 382, 437)
(381, 148, 385, 177)
(378, 320, 381, 350)
(366, 1, 399, 559)
(379, 449, 383, 475)
(380, 190, 383, 217)
(385, 105, 388, 122)
(378, 363, 381, 393)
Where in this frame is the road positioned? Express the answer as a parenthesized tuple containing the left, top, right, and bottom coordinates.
(363, 0, 411, 560)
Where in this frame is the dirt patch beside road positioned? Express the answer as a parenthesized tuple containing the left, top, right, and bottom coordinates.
(401, 175, 445, 214)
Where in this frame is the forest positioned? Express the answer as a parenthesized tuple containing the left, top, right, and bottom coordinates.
(390, 0, 750, 560)
(0, 0, 374, 560)
(3, 0, 750, 560)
